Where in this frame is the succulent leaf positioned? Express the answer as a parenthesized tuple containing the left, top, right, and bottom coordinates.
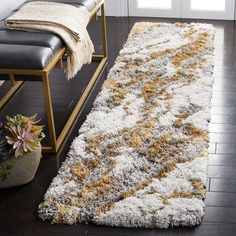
(5, 114, 44, 157)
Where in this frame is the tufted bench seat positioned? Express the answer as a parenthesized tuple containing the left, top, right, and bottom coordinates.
(0, 0, 108, 153)
(0, 0, 99, 70)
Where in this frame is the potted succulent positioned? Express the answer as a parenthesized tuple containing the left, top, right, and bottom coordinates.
(0, 114, 44, 188)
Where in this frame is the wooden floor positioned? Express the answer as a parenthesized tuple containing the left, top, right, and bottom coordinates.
(0, 17, 236, 236)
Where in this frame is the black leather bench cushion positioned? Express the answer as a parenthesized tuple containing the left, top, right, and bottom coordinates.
(0, 44, 54, 69)
(0, 31, 63, 52)
(0, 28, 63, 70)
(0, 0, 99, 71)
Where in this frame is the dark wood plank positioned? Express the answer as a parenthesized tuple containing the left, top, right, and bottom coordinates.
(205, 192, 236, 207)
(210, 115, 236, 124)
(204, 207, 236, 223)
(210, 178, 236, 192)
(216, 143, 236, 155)
(209, 124, 236, 133)
(208, 166, 236, 178)
(209, 154, 236, 166)
(209, 143, 217, 154)
(210, 133, 236, 143)
(211, 106, 236, 115)
(211, 97, 236, 107)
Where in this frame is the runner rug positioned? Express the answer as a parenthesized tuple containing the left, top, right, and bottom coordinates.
(39, 22, 215, 228)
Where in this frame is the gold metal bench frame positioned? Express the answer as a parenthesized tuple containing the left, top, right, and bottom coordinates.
(0, 0, 108, 153)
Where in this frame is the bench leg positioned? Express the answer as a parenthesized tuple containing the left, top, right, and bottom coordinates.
(101, 2, 108, 58)
(0, 80, 24, 110)
(42, 73, 57, 153)
(92, 2, 108, 61)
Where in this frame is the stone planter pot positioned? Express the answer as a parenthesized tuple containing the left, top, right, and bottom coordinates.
(0, 146, 42, 188)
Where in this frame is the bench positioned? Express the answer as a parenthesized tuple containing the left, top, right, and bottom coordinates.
(0, 0, 108, 153)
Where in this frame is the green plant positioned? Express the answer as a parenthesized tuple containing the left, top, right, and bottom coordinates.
(0, 122, 13, 181)
(0, 122, 11, 159)
(0, 163, 13, 181)
(5, 114, 45, 157)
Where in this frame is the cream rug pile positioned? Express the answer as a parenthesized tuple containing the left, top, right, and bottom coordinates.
(39, 22, 215, 228)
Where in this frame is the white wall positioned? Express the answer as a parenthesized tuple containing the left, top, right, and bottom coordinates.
(0, 0, 25, 20)
(105, 0, 128, 16)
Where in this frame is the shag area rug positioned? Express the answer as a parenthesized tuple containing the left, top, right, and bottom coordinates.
(39, 22, 215, 228)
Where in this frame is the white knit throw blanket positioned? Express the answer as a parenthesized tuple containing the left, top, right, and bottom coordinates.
(4, 1, 94, 80)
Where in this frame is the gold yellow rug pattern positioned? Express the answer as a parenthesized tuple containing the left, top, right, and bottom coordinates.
(39, 22, 215, 228)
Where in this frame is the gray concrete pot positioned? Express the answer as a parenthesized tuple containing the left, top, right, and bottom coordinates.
(0, 146, 42, 188)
